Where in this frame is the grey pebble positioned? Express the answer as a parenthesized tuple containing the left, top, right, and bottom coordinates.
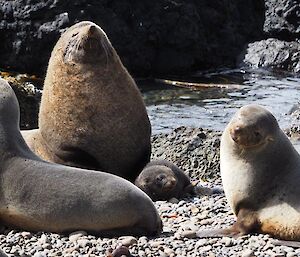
(241, 249, 255, 257)
(68, 231, 87, 243)
(118, 236, 138, 247)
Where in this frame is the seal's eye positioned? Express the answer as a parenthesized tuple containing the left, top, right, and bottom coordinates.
(72, 32, 79, 37)
(156, 174, 166, 182)
(254, 131, 261, 138)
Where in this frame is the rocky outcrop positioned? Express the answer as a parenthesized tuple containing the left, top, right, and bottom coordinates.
(0, 0, 265, 77)
(1, 73, 41, 129)
(264, 0, 300, 39)
(241, 0, 300, 73)
(242, 38, 300, 73)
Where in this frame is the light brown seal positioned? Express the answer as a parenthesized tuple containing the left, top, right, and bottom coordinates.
(22, 21, 151, 181)
(135, 160, 222, 201)
(197, 104, 300, 242)
(0, 78, 161, 236)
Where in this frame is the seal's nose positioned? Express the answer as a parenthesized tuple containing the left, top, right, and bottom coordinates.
(230, 125, 242, 143)
(88, 25, 97, 37)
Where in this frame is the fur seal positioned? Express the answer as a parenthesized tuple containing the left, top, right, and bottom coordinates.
(22, 21, 151, 181)
(197, 104, 300, 241)
(0, 78, 161, 236)
(135, 160, 222, 201)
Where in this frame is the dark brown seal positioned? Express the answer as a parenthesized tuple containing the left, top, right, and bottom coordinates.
(197, 104, 300, 243)
(135, 160, 222, 201)
(22, 21, 151, 181)
(0, 78, 161, 236)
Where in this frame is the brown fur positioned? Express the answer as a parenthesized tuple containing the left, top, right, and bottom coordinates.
(22, 21, 151, 181)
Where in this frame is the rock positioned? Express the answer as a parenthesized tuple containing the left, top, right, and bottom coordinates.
(241, 249, 255, 257)
(0, 0, 264, 77)
(151, 127, 222, 181)
(68, 231, 87, 243)
(264, 0, 300, 39)
(118, 236, 138, 247)
(0, 73, 41, 129)
(242, 38, 300, 73)
(220, 237, 234, 247)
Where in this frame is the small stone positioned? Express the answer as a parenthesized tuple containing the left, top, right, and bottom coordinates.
(39, 234, 49, 244)
(77, 239, 90, 248)
(118, 236, 137, 247)
(150, 241, 164, 250)
(164, 247, 174, 256)
(169, 197, 179, 204)
(287, 253, 297, 257)
(21, 232, 32, 239)
(220, 237, 233, 247)
(68, 231, 87, 242)
(191, 206, 200, 214)
(241, 249, 255, 257)
(195, 239, 208, 248)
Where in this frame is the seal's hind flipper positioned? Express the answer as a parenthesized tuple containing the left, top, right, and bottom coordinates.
(192, 185, 224, 196)
(196, 227, 245, 238)
(272, 239, 300, 248)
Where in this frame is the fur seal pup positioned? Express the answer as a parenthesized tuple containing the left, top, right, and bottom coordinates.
(135, 160, 222, 201)
(22, 21, 151, 181)
(0, 78, 161, 236)
(197, 104, 300, 241)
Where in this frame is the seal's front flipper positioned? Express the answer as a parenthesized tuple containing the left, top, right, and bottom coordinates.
(272, 239, 300, 248)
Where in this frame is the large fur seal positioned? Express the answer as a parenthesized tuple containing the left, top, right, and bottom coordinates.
(135, 160, 222, 201)
(22, 21, 151, 181)
(197, 104, 300, 242)
(0, 78, 161, 236)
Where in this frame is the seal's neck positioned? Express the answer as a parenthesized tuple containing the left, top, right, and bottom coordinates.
(0, 123, 35, 163)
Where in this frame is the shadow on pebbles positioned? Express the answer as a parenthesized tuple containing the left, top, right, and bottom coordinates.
(0, 127, 299, 257)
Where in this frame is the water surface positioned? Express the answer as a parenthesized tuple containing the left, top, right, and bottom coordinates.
(141, 69, 300, 134)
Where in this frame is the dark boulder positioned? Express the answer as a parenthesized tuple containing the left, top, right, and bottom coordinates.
(0, 0, 265, 77)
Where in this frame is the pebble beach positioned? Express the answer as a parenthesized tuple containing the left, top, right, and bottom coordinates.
(0, 126, 299, 257)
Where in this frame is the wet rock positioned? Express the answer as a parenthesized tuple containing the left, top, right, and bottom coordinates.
(264, 0, 300, 39)
(242, 38, 300, 73)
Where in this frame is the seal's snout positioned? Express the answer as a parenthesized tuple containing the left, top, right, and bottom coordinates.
(88, 25, 97, 37)
(230, 125, 243, 143)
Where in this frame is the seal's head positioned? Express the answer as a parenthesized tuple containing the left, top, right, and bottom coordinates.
(61, 21, 113, 64)
(135, 165, 178, 201)
(228, 105, 279, 149)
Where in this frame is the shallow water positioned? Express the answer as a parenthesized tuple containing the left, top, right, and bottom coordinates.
(141, 69, 300, 134)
